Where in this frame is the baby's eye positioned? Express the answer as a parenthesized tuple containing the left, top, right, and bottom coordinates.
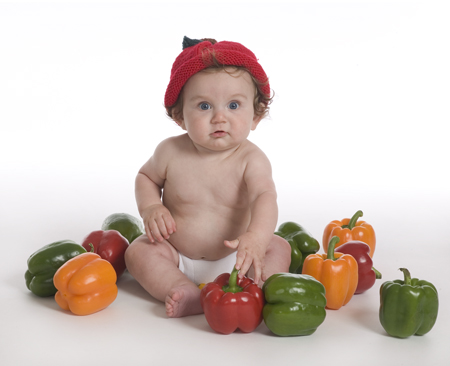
(229, 102, 239, 110)
(199, 102, 211, 110)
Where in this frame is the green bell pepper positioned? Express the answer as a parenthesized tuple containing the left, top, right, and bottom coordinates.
(25, 240, 86, 297)
(263, 273, 327, 336)
(275, 222, 320, 273)
(379, 268, 439, 338)
(101, 212, 144, 243)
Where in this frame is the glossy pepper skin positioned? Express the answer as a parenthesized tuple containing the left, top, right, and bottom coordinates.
(25, 240, 86, 297)
(53, 252, 118, 315)
(336, 241, 381, 294)
(302, 236, 358, 309)
(379, 268, 439, 338)
(200, 267, 264, 334)
(101, 212, 144, 244)
(263, 273, 326, 336)
(323, 210, 376, 258)
(81, 230, 129, 278)
(275, 222, 320, 273)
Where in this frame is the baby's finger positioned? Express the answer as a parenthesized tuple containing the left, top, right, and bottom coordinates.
(252, 260, 263, 285)
(155, 216, 169, 240)
(234, 248, 246, 271)
(144, 223, 155, 243)
(163, 214, 176, 235)
(238, 255, 254, 280)
(260, 262, 268, 283)
(149, 220, 164, 242)
(224, 238, 240, 249)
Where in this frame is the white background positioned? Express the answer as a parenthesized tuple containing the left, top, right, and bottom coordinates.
(1, 0, 449, 365)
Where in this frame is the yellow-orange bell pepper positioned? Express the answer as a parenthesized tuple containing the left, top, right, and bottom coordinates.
(323, 210, 376, 258)
(302, 236, 358, 310)
(53, 252, 118, 315)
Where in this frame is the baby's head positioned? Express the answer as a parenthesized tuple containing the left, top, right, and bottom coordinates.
(165, 37, 272, 123)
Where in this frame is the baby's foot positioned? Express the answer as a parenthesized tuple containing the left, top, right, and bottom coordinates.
(165, 284, 203, 318)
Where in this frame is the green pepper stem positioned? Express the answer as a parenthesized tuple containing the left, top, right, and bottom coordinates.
(327, 236, 340, 261)
(88, 243, 95, 252)
(222, 267, 243, 293)
(399, 268, 411, 285)
(342, 210, 363, 230)
(373, 267, 382, 279)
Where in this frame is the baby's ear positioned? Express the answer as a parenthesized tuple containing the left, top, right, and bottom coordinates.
(251, 112, 264, 130)
(251, 117, 262, 131)
(173, 115, 186, 130)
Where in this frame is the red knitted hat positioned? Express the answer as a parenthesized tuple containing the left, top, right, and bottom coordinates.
(164, 37, 270, 108)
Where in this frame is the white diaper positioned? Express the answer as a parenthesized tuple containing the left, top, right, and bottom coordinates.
(178, 252, 237, 286)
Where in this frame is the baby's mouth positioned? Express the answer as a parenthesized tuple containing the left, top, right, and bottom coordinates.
(211, 130, 227, 137)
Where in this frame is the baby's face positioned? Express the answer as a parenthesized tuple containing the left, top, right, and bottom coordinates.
(176, 68, 261, 153)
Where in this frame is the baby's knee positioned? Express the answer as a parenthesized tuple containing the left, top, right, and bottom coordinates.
(125, 235, 178, 269)
(124, 240, 140, 268)
(271, 234, 291, 258)
(124, 235, 150, 266)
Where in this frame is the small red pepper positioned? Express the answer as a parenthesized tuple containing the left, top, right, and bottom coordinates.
(200, 267, 264, 334)
(336, 241, 381, 294)
(81, 230, 129, 278)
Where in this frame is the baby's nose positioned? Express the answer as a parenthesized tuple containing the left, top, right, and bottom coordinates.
(211, 109, 227, 123)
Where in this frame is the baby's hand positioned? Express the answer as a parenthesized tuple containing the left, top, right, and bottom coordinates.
(141, 204, 176, 243)
(224, 232, 266, 285)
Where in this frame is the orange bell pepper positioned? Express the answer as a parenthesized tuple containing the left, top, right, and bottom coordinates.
(53, 252, 118, 315)
(302, 236, 358, 310)
(322, 210, 376, 258)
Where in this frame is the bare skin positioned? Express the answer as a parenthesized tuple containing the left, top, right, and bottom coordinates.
(125, 69, 291, 317)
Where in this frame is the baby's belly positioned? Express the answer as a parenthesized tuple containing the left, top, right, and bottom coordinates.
(168, 213, 249, 260)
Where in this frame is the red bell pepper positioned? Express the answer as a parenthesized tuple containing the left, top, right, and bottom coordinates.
(81, 230, 129, 278)
(335, 241, 381, 294)
(200, 267, 264, 334)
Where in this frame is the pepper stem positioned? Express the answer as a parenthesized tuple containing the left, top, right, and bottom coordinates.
(327, 236, 340, 261)
(342, 210, 363, 230)
(88, 243, 95, 252)
(373, 267, 382, 279)
(399, 268, 411, 285)
(222, 267, 243, 293)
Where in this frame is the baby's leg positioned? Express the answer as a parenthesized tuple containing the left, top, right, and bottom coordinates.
(249, 234, 291, 286)
(125, 236, 202, 318)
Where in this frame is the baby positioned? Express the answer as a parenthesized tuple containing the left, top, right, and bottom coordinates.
(125, 37, 291, 318)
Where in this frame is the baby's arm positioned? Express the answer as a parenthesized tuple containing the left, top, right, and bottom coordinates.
(224, 148, 278, 284)
(135, 139, 177, 243)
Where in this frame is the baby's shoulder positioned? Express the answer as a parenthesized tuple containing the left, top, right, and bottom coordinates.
(154, 133, 190, 154)
(239, 140, 269, 161)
